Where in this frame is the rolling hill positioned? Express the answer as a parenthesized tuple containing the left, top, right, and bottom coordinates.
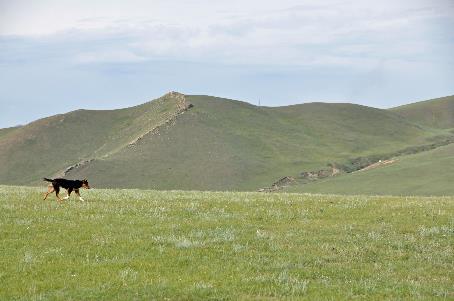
(0, 92, 189, 185)
(391, 95, 454, 129)
(66, 95, 443, 190)
(0, 92, 452, 192)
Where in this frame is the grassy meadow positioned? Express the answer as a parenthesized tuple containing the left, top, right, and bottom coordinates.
(1, 186, 453, 300)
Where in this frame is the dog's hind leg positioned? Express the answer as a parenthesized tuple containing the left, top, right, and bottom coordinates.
(43, 184, 54, 200)
(75, 189, 85, 202)
(54, 186, 63, 202)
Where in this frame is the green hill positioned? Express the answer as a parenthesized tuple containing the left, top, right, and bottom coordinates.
(0, 92, 450, 191)
(285, 142, 454, 196)
(65, 95, 441, 190)
(281, 95, 454, 195)
(391, 95, 454, 129)
(0, 92, 188, 185)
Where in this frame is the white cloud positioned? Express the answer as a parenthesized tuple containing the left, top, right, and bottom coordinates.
(0, 0, 454, 119)
(8, 0, 442, 69)
(75, 50, 146, 64)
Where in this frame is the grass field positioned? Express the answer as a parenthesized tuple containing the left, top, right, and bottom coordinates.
(1, 186, 452, 300)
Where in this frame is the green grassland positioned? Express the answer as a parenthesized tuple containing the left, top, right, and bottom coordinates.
(287, 142, 454, 196)
(1, 186, 452, 300)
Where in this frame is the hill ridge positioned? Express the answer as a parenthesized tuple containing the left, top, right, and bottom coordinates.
(55, 92, 193, 178)
(390, 95, 454, 129)
(127, 92, 193, 148)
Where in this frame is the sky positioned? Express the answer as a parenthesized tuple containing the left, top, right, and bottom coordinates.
(0, 0, 453, 128)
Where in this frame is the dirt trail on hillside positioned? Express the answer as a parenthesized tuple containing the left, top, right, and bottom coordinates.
(355, 159, 396, 172)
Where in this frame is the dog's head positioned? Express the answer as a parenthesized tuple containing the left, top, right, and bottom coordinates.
(81, 179, 90, 189)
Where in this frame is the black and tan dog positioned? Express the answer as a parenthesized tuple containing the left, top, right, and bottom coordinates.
(43, 178, 90, 202)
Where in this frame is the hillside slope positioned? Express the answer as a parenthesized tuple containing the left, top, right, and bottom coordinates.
(0, 126, 20, 139)
(0, 92, 189, 185)
(64, 95, 441, 190)
(390, 95, 454, 129)
(286, 143, 454, 196)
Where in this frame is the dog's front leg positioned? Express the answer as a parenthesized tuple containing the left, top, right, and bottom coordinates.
(75, 189, 85, 202)
(63, 188, 72, 200)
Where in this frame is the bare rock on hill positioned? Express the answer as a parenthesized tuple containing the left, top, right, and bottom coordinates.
(301, 165, 340, 180)
(55, 158, 95, 177)
(259, 176, 295, 192)
(128, 92, 193, 147)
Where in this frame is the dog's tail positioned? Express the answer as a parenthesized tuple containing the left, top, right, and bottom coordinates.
(43, 177, 54, 182)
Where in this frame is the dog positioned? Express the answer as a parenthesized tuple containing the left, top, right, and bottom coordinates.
(43, 178, 90, 202)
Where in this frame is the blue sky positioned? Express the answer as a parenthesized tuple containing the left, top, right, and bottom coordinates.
(1, 0, 453, 128)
